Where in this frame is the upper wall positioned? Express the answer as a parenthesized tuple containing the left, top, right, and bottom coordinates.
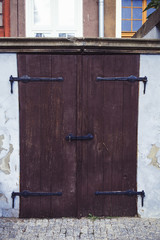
(0, 0, 10, 37)
(8, 0, 160, 39)
(10, 0, 99, 38)
(83, 0, 98, 37)
(9, 0, 117, 38)
(104, 0, 116, 37)
(83, 0, 117, 37)
(10, 0, 25, 37)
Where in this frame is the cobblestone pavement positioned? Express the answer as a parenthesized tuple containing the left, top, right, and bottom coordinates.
(0, 217, 160, 240)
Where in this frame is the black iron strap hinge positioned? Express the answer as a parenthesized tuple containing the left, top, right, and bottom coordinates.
(9, 75, 64, 94)
(97, 75, 148, 94)
(11, 190, 62, 208)
(95, 190, 145, 207)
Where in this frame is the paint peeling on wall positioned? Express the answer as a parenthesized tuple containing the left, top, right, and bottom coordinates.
(0, 144, 13, 174)
(0, 135, 7, 153)
(0, 193, 8, 203)
(148, 144, 160, 169)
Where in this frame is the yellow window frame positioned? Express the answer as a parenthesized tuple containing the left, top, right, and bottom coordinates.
(122, 0, 148, 38)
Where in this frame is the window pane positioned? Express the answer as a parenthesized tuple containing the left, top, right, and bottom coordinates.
(133, 20, 142, 31)
(0, 2, 2, 14)
(122, 20, 131, 31)
(59, 33, 66, 38)
(59, 33, 75, 38)
(133, 0, 142, 7)
(35, 33, 45, 37)
(133, 8, 142, 19)
(35, 33, 51, 37)
(0, 15, 2, 26)
(122, 0, 131, 7)
(58, 0, 75, 26)
(67, 33, 75, 37)
(122, 8, 131, 19)
(34, 0, 51, 25)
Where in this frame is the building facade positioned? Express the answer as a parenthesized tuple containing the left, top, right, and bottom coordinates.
(0, 0, 155, 38)
(0, 0, 10, 36)
(0, 39, 160, 218)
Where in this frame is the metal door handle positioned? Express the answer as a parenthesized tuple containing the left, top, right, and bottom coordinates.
(65, 133, 93, 142)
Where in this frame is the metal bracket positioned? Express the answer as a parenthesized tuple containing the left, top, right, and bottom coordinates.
(95, 190, 145, 207)
(9, 75, 64, 94)
(11, 190, 62, 208)
(96, 75, 148, 94)
(65, 133, 94, 142)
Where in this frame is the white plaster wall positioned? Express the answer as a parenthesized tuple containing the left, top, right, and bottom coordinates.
(0, 54, 19, 217)
(143, 26, 160, 39)
(138, 54, 160, 217)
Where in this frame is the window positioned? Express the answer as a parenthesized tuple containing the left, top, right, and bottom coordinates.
(0, 0, 3, 27)
(122, 0, 155, 38)
(26, 0, 82, 37)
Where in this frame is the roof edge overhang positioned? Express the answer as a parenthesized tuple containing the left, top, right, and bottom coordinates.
(0, 37, 160, 54)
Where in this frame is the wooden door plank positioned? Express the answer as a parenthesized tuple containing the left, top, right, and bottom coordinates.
(89, 56, 105, 217)
(38, 55, 53, 218)
(18, 54, 42, 218)
(102, 55, 124, 216)
(77, 55, 105, 217)
(50, 55, 77, 217)
(107, 55, 129, 216)
(48, 55, 63, 217)
(76, 55, 83, 217)
(121, 55, 139, 216)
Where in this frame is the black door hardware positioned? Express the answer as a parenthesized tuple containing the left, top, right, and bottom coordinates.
(96, 75, 147, 94)
(95, 190, 145, 207)
(11, 190, 62, 208)
(9, 75, 64, 94)
(65, 133, 94, 142)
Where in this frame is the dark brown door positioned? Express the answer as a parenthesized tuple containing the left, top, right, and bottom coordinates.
(18, 54, 77, 218)
(18, 54, 139, 218)
(77, 55, 139, 217)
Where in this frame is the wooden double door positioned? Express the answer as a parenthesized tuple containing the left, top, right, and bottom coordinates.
(18, 54, 139, 218)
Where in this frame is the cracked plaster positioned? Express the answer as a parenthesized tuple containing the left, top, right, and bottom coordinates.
(0, 143, 14, 174)
(148, 144, 160, 169)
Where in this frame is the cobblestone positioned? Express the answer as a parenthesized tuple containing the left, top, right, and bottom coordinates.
(0, 217, 160, 240)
